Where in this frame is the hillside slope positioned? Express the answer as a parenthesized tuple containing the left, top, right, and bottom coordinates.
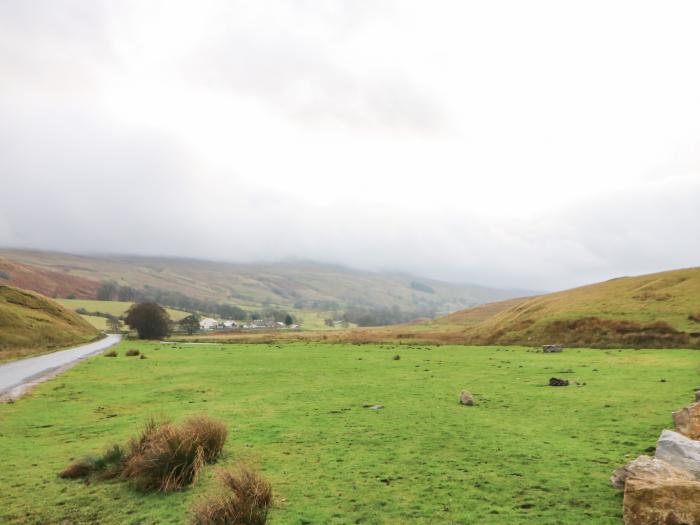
(0, 249, 524, 314)
(0, 258, 98, 299)
(0, 285, 99, 360)
(392, 267, 700, 348)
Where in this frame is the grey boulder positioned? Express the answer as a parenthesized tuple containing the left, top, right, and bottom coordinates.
(655, 429, 700, 479)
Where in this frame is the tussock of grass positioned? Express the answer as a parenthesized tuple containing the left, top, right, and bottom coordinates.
(190, 465, 272, 525)
(125, 348, 140, 356)
(59, 444, 125, 480)
(104, 350, 118, 357)
(59, 458, 97, 479)
(60, 415, 227, 492)
(122, 415, 227, 492)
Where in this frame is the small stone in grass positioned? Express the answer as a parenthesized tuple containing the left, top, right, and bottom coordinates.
(460, 391, 475, 406)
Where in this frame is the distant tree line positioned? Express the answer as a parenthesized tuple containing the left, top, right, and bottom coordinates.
(96, 282, 299, 323)
(410, 281, 435, 294)
(97, 282, 249, 319)
(337, 305, 437, 327)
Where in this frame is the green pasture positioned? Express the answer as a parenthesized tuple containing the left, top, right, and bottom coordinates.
(1, 342, 698, 524)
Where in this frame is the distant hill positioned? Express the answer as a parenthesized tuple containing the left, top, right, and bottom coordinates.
(374, 267, 700, 348)
(0, 285, 99, 361)
(0, 258, 98, 299)
(0, 249, 525, 315)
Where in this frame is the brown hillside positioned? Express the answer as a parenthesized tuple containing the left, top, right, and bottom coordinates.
(190, 267, 700, 348)
(373, 267, 700, 348)
(0, 285, 99, 361)
(0, 258, 99, 299)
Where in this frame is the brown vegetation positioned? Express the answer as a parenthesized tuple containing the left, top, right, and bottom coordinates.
(0, 285, 99, 360)
(190, 464, 273, 525)
(543, 317, 690, 348)
(125, 348, 140, 356)
(59, 415, 227, 492)
(0, 258, 99, 299)
(122, 416, 227, 492)
(59, 459, 96, 479)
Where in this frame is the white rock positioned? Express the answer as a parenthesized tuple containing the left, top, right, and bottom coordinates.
(655, 429, 700, 479)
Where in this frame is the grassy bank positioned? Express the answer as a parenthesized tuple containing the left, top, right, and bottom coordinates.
(0, 285, 100, 362)
(1, 342, 698, 524)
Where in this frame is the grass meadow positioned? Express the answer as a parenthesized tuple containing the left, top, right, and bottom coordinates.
(1, 342, 698, 524)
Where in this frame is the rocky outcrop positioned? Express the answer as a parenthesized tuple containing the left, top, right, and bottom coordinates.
(655, 430, 700, 479)
(623, 475, 700, 525)
(614, 398, 700, 524)
(610, 455, 694, 490)
(673, 402, 700, 439)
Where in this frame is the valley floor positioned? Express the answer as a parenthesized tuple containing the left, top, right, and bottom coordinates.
(0, 342, 697, 524)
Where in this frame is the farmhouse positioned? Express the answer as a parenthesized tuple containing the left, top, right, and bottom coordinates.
(199, 317, 219, 330)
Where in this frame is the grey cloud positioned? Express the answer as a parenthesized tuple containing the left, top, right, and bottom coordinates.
(188, 11, 445, 133)
(1, 1, 699, 292)
(1, 101, 697, 292)
(0, 1, 116, 94)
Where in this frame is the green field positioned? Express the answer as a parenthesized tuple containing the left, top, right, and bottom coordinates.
(1, 342, 697, 524)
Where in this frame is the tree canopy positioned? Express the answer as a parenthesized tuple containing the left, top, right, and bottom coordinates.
(125, 303, 171, 339)
(179, 313, 201, 335)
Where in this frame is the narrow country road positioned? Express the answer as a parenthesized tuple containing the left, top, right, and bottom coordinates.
(0, 334, 122, 397)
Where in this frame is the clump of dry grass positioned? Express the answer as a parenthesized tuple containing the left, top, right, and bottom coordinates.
(59, 415, 227, 492)
(122, 415, 227, 492)
(689, 313, 700, 323)
(125, 348, 140, 356)
(183, 415, 228, 463)
(190, 464, 272, 525)
(104, 350, 118, 357)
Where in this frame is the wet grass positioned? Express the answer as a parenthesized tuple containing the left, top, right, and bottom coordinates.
(0, 342, 698, 524)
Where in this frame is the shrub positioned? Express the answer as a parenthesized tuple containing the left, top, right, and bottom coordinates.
(59, 416, 227, 492)
(121, 416, 227, 492)
(125, 348, 140, 357)
(190, 465, 272, 525)
(104, 350, 118, 357)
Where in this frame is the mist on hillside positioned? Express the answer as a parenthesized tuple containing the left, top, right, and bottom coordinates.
(1, 1, 699, 291)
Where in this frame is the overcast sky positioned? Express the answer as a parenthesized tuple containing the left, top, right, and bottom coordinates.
(1, 1, 699, 291)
